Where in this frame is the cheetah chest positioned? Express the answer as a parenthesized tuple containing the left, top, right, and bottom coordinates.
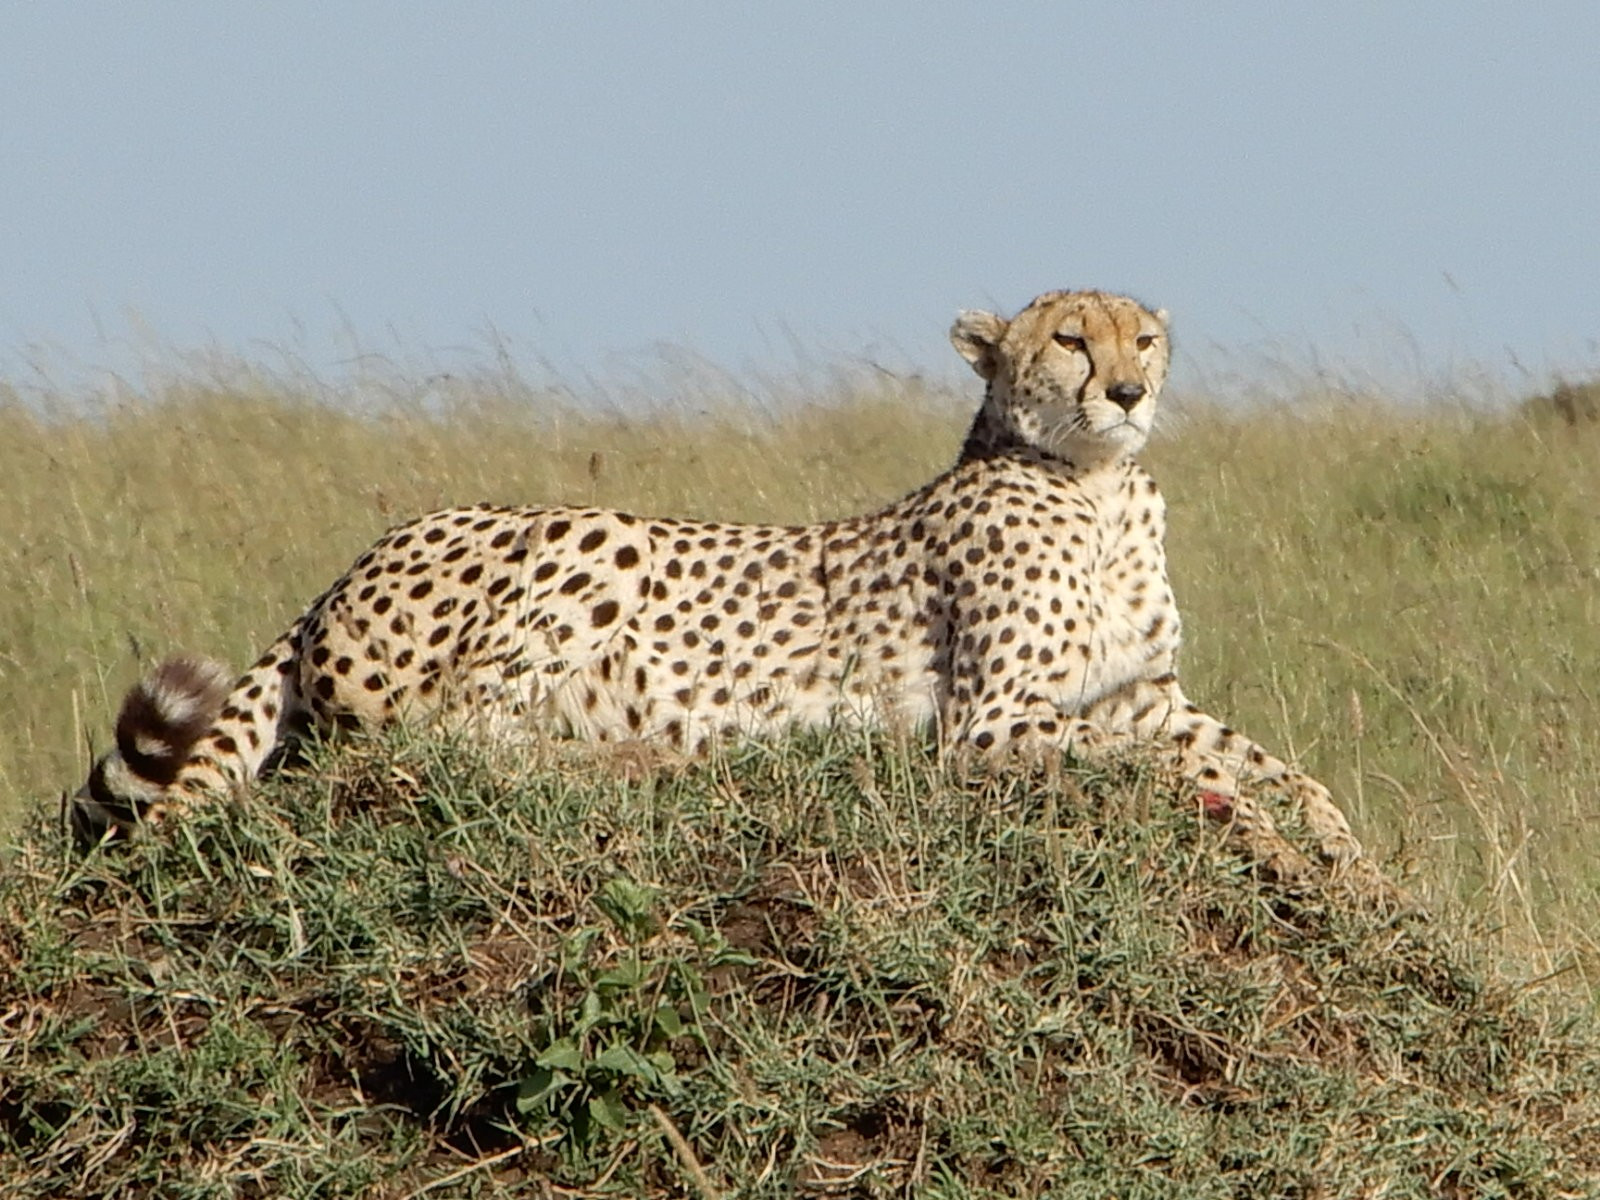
(948, 464, 1179, 715)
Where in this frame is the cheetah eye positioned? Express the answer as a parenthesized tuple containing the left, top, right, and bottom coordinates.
(1052, 332, 1087, 352)
(1136, 334, 1156, 351)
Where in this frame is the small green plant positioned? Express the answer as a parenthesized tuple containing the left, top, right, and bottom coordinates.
(516, 878, 703, 1151)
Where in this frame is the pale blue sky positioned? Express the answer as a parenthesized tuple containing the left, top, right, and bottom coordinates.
(3, 4, 1597, 396)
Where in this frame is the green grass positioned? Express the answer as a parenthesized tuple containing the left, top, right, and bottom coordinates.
(1158, 396, 1600, 959)
(5, 730, 1600, 1198)
(3, 353, 1600, 1193)
(5, 358, 1599, 954)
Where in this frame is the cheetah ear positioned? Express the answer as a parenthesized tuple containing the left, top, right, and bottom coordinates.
(949, 310, 1007, 381)
(1155, 308, 1170, 327)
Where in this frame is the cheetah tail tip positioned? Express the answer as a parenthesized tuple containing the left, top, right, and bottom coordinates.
(113, 656, 235, 786)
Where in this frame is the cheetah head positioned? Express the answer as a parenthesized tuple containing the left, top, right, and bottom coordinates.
(950, 290, 1170, 467)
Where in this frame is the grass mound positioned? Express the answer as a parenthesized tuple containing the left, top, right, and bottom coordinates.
(3, 733, 1598, 1198)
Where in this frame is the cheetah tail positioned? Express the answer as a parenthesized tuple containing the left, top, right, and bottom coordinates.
(113, 656, 236, 785)
(73, 656, 235, 842)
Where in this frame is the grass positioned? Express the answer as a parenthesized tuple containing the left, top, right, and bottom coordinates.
(2, 349, 1599, 1193)
(1160, 394, 1600, 958)
(0, 357, 954, 822)
(4, 356, 1599, 951)
(5, 730, 1600, 1197)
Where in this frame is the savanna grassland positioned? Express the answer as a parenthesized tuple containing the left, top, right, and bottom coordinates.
(2, 353, 1600, 1197)
(5, 358, 1598, 947)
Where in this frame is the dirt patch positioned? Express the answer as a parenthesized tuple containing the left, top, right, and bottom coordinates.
(800, 1100, 924, 1192)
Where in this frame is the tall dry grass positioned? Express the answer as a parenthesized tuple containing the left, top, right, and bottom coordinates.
(2, 353, 1596, 969)
(0, 356, 960, 817)
(1156, 395, 1600, 965)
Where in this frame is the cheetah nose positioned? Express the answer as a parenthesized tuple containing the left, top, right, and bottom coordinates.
(1107, 382, 1146, 412)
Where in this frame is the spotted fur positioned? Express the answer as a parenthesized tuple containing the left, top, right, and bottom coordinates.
(74, 656, 233, 843)
(73, 290, 1365, 879)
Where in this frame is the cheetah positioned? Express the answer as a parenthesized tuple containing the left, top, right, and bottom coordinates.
(73, 289, 1366, 880)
